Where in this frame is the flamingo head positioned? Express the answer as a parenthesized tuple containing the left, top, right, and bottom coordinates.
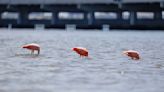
(22, 45, 28, 49)
(72, 48, 78, 51)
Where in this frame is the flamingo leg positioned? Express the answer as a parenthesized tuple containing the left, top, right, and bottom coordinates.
(31, 50, 34, 54)
(132, 57, 136, 60)
(37, 49, 40, 55)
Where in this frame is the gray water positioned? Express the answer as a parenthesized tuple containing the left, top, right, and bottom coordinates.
(0, 29, 164, 92)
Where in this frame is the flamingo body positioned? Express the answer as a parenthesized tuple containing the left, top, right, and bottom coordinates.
(72, 47, 88, 57)
(22, 43, 40, 54)
(123, 50, 140, 60)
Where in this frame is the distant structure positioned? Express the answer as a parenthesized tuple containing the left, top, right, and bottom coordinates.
(0, 0, 164, 29)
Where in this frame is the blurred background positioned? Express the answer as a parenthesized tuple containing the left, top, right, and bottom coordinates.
(0, 0, 164, 30)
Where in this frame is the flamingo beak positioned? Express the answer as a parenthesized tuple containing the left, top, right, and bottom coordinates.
(71, 48, 75, 51)
(22, 45, 26, 48)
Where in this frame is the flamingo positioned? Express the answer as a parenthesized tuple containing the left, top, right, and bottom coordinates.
(72, 47, 88, 57)
(123, 50, 140, 60)
(22, 43, 40, 55)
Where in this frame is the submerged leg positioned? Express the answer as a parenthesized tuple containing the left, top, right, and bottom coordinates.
(37, 49, 40, 55)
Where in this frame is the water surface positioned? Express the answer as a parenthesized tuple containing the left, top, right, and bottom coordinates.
(0, 29, 164, 92)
